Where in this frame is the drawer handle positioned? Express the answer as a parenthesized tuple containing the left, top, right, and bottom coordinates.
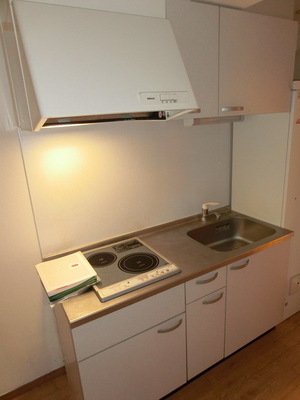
(221, 106, 244, 112)
(157, 319, 183, 334)
(230, 259, 250, 271)
(202, 292, 223, 305)
(196, 272, 218, 285)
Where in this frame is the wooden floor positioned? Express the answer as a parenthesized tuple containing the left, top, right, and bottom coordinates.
(10, 373, 72, 400)
(10, 311, 300, 400)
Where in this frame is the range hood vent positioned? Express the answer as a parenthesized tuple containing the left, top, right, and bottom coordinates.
(44, 110, 188, 128)
(4, 0, 199, 131)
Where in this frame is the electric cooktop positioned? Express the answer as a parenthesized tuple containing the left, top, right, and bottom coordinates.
(84, 238, 180, 302)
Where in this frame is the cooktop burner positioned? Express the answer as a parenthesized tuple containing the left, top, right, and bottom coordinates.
(118, 253, 159, 273)
(84, 238, 180, 302)
(88, 252, 117, 267)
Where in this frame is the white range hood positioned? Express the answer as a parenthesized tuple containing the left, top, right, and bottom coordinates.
(193, 0, 263, 9)
(3, 0, 199, 131)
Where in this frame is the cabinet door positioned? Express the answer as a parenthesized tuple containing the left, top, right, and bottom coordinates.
(187, 289, 226, 380)
(225, 241, 289, 356)
(167, 0, 219, 118)
(219, 8, 297, 116)
(78, 314, 186, 400)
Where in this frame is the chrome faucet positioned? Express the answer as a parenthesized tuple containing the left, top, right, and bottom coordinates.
(201, 202, 220, 222)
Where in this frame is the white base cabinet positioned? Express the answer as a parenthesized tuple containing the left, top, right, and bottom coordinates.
(186, 268, 226, 379)
(187, 289, 226, 379)
(55, 241, 290, 399)
(225, 240, 290, 356)
(79, 314, 186, 400)
(55, 284, 186, 400)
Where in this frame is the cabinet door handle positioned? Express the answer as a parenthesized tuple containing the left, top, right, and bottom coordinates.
(221, 106, 244, 112)
(157, 319, 183, 334)
(196, 272, 218, 285)
(230, 259, 250, 270)
(202, 292, 223, 305)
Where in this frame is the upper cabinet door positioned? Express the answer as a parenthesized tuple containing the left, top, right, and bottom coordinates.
(219, 8, 298, 116)
(167, 0, 219, 118)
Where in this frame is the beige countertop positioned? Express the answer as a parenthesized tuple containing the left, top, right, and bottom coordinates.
(57, 209, 293, 328)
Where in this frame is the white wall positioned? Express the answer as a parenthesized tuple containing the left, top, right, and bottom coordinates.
(20, 122, 231, 257)
(232, 113, 290, 226)
(0, 29, 63, 395)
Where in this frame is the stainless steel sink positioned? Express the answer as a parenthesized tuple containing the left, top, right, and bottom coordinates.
(187, 217, 276, 252)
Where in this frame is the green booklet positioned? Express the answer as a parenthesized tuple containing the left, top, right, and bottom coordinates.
(49, 275, 99, 302)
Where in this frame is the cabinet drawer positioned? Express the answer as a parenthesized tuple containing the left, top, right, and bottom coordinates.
(185, 267, 226, 304)
(73, 284, 185, 361)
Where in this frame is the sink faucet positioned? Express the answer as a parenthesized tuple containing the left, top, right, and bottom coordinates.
(201, 202, 220, 222)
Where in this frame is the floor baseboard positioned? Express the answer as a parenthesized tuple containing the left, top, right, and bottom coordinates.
(0, 366, 66, 400)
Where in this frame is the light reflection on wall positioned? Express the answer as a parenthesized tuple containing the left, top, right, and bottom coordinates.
(42, 146, 82, 178)
(37, 139, 98, 208)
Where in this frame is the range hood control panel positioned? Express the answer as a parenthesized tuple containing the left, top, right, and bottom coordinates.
(140, 91, 189, 105)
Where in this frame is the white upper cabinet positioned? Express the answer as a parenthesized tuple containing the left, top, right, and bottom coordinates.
(219, 7, 298, 116)
(167, 0, 297, 118)
(166, 0, 219, 118)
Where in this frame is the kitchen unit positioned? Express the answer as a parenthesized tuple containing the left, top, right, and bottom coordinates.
(54, 211, 292, 400)
(167, 0, 297, 118)
(0, 0, 298, 398)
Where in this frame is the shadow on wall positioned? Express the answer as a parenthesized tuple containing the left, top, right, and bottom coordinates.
(294, 1, 300, 79)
